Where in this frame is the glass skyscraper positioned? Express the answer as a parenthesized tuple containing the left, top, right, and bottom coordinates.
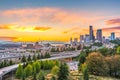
(96, 29, 102, 42)
(89, 25, 94, 42)
(111, 32, 115, 40)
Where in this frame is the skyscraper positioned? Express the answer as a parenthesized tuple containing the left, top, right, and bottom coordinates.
(74, 38, 78, 45)
(80, 35, 84, 43)
(84, 34, 90, 43)
(70, 37, 72, 44)
(96, 29, 102, 42)
(89, 25, 94, 42)
(102, 36, 105, 43)
(111, 32, 115, 40)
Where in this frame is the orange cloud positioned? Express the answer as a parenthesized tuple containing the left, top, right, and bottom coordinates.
(0, 24, 52, 32)
(63, 27, 80, 34)
(106, 18, 120, 25)
(0, 24, 13, 29)
(102, 26, 120, 30)
(33, 26, 51, 31)
(0, 7, 103, 25)
(0, 36, 18, 41)
(102, 26, 120, 34)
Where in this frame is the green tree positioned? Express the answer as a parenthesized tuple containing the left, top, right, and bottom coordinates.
(117, 46, 120, 54)
(82, 63, 89, 80)
(79, 51, 87, 64)
(34, 61, 41, 73)
(105, 55, 120, 77)
(27, 55, 32, 62)
(37, 53, 41, 59)
(24, 64, 33, 77)
(112, 55, 120, 77)
(32, 62, 37, 80)
(48, 60, 54, 69)
(51, 76, 56, 80)
(15, 64, 23, 79)
(45, 52, 50, 58)
(85, 49, 91, 55)
(55, 60, 60, 67)
(41, 54, 44, 59)
(42, 60, 49, 70)
(92, 42, 102, 47)
(51, 48, 56, 52)
(86, 52, 108, 76)
(78, 51, 86, 71)
(83, 67, 89, 80)
(32, 62, 37, 74)
(57, 62, 69, 80)
(37, 71, 45, 80)
(110, 40, 120, 46)
(81, 63, 87, 73)
(9, 59, 13, 65)
(33, 73, 37, 80)
(51, 65, 59, 75)
(33, 54, 37, 61)
(21, 55, 26, 62)
(105, 56, 113, 76)
(3, 60, 7, 67)
(0, 62, 4, 68)
(22, 70, 26, 80)
(98, 48, 109, 56)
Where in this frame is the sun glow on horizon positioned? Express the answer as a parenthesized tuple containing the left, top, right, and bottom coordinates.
(0, 3, 120, 42)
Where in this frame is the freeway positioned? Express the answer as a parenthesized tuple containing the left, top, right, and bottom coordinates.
(0, 51, 78, 60)
(0, 50, 80, 79)
(0, 52, 34, 60)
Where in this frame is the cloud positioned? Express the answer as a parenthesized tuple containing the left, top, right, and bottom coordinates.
(102, 26, 120, 30)
(0, 7, 103, 25)
(0, 36, 18, 41)
(0, 24, 13, 29)
(102, 26, 120, 36)
(62, 27, 90, 37)
(62, 27, 80, 34)
(106, 18, 120, 25)
(63, 31, 69, 34)
(33, 26, 51, 31)
(0, 24, 52, 32)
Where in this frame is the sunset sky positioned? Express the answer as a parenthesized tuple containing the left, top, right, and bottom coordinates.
(0, 0, 120, 42)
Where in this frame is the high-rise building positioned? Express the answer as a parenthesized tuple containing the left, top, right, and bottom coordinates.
(102, 36, 105, 43)
(111, 32, 115, 40)
(96, 29, 102, 42)
(74, 38, 78, 44)
(80, 35, 84, 43)
(89, 25, 94, 42)
(70, 38, 72, 44)
(84, 34, 90, 43)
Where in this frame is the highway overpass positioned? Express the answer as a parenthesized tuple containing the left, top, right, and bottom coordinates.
(0, 50, 80, 79)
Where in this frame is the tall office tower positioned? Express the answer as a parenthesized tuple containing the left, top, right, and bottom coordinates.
(102, 36, 105, 43)
(89, 25, 94, 42)
(74, 38, 78, 43)
(80, 35, 84, 43)
(70, 37, 73, 44)
(84, 34, 90, 43)
(111, 32, 115, 40)
(96, 29, 102, 42)
(74, 38, 78, 45)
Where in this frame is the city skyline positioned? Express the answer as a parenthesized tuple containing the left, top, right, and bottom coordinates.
(0, 0, 120, 42)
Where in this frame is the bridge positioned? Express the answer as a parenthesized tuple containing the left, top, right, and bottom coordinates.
(0, 50, 80, 80)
